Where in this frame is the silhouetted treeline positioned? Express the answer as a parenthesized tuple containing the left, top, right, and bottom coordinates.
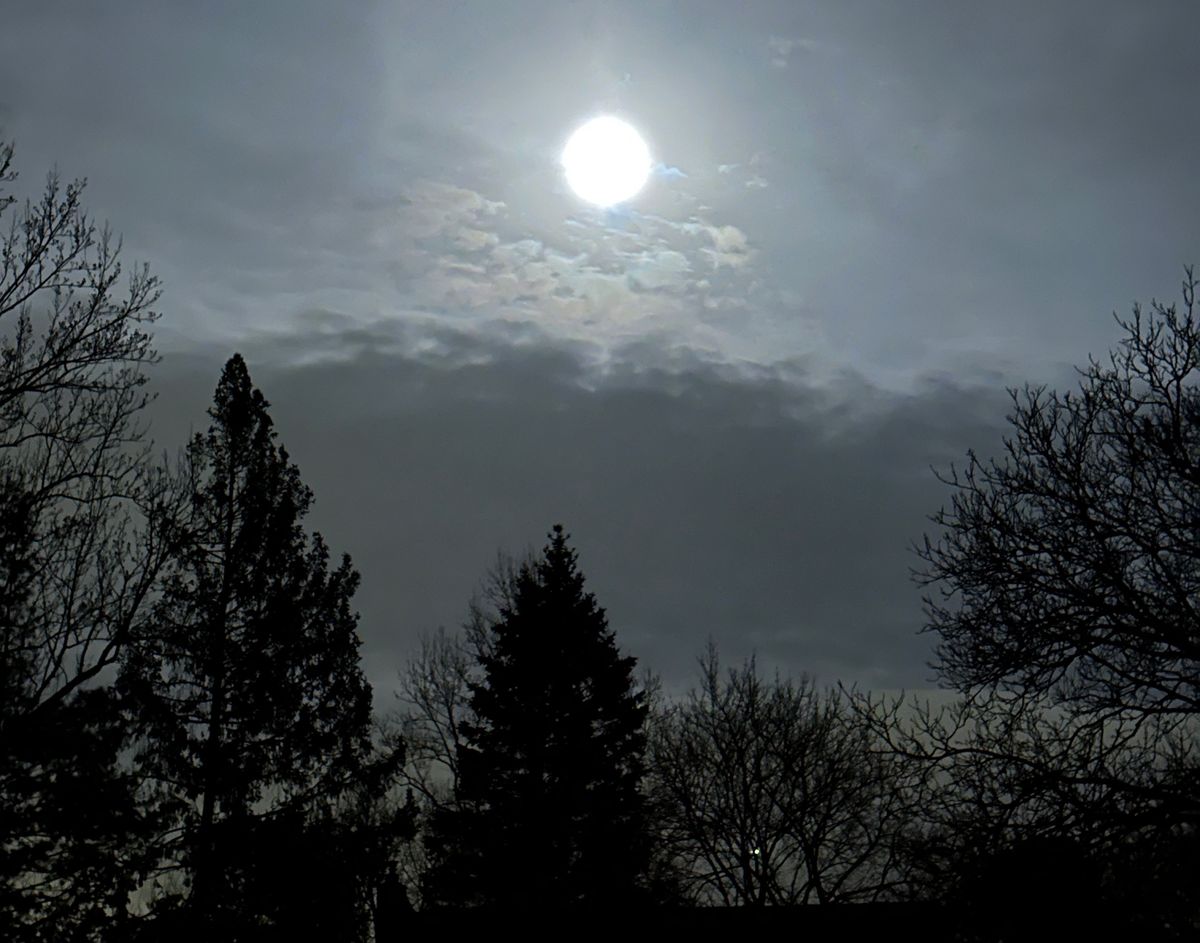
(2, 145, 1198, 941)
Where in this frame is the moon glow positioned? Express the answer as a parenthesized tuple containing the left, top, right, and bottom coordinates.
(561, 116, 652, 207)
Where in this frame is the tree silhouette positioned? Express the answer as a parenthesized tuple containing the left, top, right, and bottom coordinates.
(214, 753, 416, 943)
(0, 473, 148, 942)
(858, 692, 1146, 903)
(0, 141, 171, 941)
(648, 645, 913, 906)
(845, 271, 1200, 934)
(0, 140, 169, 714)
(123, 354, 376, 934)
(914, 270, 1200, 828)
(421, 526, 653, 911)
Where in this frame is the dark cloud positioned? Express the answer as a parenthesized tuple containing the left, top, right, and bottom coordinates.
(144, 325, 1010, 699)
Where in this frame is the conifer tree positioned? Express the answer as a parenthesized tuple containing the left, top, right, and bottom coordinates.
(422, 526, 652, 911)
(123, 354, 375, 933)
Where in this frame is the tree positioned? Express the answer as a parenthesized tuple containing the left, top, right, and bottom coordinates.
(648, 645, 913, 906)
(854, 270, 1200, 934)
(394, 571, 506, 813)
(0, 140, 173, 941)
(420, 526, 654, 911)
(0, 139, 167, 715)
(857, 690, 1167, 901)
(212, 735, 417, 943)
(0, 472, 148, 941)
(122, 354, 377, 935)
(390, 624, 479, 908)
(914, 269, 1200, 828)
(390, 554, 516, 908)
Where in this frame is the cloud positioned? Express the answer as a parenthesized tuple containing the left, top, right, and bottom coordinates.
(145, 322, 1011, 699)
(714, 152, 770, 192)
(669, 219, 753, 271)
(366, 177, 767, 359)
(654, 163, 688, 179)
(4, 0, 1198, 400)
(767, 35, 817, 69)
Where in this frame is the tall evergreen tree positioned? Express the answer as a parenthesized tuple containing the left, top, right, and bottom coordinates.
(122, 354, 375, 935)
(422, 526, 652, 911)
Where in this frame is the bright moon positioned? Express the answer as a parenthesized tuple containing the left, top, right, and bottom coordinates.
(561, 116, 652, 207)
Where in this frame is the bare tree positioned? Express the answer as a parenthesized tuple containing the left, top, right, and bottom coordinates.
(387, 554, 512, 908)
(928, 270, 1200, 718)
(393, 626, 478, 807)
(0, 140, 176, 721)
(844, 688, 1200, 940)
(915, 269, 1200, 823)
(647, 644, 914, 906)
(844, 276, 1200, 928)
(0, 141, 180, 938)
(862, 692, 1190, 878)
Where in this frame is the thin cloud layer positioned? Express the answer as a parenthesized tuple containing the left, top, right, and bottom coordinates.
(376, 175, 764, 358)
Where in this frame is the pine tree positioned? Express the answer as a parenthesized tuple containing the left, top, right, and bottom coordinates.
(422, 526, 652, 911)
(123, 354, 375, 934)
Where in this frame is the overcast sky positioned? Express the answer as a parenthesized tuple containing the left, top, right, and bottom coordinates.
(3, 1, 1198, 697)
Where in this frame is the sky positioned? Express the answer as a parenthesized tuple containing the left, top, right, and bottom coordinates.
(2, 1, 1198, 698)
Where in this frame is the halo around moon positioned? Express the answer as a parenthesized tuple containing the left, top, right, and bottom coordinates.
(561, 116, 652, 207)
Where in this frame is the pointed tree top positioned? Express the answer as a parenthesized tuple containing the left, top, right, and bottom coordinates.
(218, 352, 252, 390)
(208, 352, 273, 434)
(538, 523, 584, 588)
(546, 523, 574, 557)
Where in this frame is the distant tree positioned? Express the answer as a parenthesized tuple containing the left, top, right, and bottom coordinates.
(0, 140, 173, 941)
(648, 645, 913, 906)
(913, 269, 1200, 829)
(391, 624, 478, 907)
(390, 558, 512, 908)
(420, 526, 655, 911)
(122, 354, 379, 935)
(395, 592, 500, 812)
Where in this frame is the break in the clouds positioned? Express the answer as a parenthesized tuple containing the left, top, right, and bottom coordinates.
(2, 0, 1199, 692)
